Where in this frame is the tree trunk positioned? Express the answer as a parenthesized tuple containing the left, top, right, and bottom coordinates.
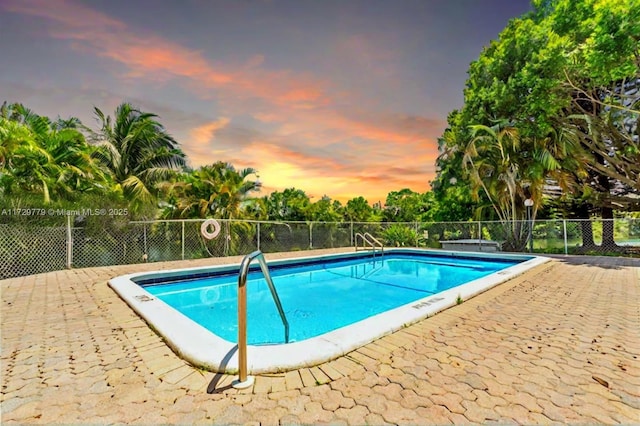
(596, 162, 617, 247)
(601, 206, 616, 247)
(598, 183, 616, 247)
(576, 203, 596, 249)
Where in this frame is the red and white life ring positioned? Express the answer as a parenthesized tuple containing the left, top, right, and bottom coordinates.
(200, 219, 221, 240)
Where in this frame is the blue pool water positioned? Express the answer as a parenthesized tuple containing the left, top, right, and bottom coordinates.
(142, 253, 520, 345)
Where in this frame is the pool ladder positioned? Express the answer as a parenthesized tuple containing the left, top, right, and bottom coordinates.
(355, 232, 384, 256)
(234, 250, 289, 389)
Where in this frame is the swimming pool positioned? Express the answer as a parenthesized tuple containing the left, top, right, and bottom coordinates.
(109, 248, 549, 373)
(144, 253, 518, 344)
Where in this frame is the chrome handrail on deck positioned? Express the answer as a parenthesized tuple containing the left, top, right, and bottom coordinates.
(234, 250, 289, 389)
(364, 232, 384, 252)
(355, 232, 384, 256)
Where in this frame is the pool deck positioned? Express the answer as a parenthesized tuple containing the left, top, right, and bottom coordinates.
(1, 249, 639, 424)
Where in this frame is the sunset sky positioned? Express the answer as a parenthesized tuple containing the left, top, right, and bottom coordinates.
(1, 0, 531, 203)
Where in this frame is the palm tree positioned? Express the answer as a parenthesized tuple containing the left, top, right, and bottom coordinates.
(163, 162, 261, 256)
(463, 123, 523, 225)
(464, 122, 541, 251)
(0, 117, 34, 171)
(0, 102, 38, 124)
(0, 118, 42, 199)
(214, 163, 261, 220)
(42, 127, 107, 199)
(161, 166, 219, 219)
(463, 121, 584, 251)
(1, 105, 105, 204)
(165, 162, 260, 219)
(91, 103, 186, 206)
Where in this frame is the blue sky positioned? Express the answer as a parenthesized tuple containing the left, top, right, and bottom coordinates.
(0, 0, 532, 202)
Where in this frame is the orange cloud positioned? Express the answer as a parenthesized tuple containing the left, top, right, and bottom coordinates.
(181, 118, 231, 166)
(180, 109, 442, 202)
(4, 0, 442, 145)
(3, 0, 444, 202)
(189, 118, 231, 145)
(2, 0, 328, 110)
(208, 140, 437, 203)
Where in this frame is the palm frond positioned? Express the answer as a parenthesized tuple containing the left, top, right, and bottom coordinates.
(121, 175, 153, 202)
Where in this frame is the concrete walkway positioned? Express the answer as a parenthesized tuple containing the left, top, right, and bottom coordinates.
(1, 250, 639, 424)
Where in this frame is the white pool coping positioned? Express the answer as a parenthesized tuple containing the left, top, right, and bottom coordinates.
(108, 248, 550, 374)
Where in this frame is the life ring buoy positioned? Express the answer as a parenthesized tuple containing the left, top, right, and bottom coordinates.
(201, 219, 221, 240)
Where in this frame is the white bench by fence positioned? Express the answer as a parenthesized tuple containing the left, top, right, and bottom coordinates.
(439, 239, 502, 252)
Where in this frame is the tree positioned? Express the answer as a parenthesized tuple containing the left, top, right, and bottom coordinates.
(463, 123, 523, 224)
(1, 104, 106, 204)
(462, 122, 567, 249)
(434, 0, 640, 251)
(344, 196, 374, 222)
(91, 103, 186, 208)
(242, 197, 268, 220)
(0, 117, 34, 172)
(0, 118, 41, 200)
(422, 187, 474, 222)
(164, 162, 260, 219)
(432, 111, 479, 221)
(383, 189, 429, 223)
(547, 0, 640, 247)
(306, 195, 342, 222)
(265, 188, 311, 221)
(209, 163, 260, 220)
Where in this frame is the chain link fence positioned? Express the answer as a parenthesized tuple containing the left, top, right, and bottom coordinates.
(1, 216, 638, 280)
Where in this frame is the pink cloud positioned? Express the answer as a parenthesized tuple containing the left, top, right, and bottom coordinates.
(2, 0, 328, 109)
(3, 0, 443, 202)
(206, 139, 437, 203)
(189, 118, 231, 145)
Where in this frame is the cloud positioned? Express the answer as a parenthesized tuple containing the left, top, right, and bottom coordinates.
(182, 107, 443, 201)
(211, 138, 437, 203)
(2, 0, 329, 109)
(3, 0, 444, 202)
(189, 118, 231, 145)
(180, 117, 231, 166)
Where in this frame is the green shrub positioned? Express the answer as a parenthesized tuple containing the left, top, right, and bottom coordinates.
(383, 224, 419, 247)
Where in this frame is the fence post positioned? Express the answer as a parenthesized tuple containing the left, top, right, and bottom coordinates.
(66, 215, 72, 269)
(350, 221, 354, 246)
(143, 224, 148, 259)
(257, 222, 261, 251)
(224, 220, 230, 256)
(563, 220, 568, 255)
(478, 221, 482, 251)
(181, 220, 185, 260)
(309, 222, 313, 249)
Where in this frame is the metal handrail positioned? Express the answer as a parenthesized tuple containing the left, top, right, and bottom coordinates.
(364, 232, 384, 251)
(354, 232, 367, 251)
(355, 232, 384, 256)
(235, 250, 289, 388)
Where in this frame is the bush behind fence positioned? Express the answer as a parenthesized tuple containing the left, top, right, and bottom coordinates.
(1, 217, 638, 280)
